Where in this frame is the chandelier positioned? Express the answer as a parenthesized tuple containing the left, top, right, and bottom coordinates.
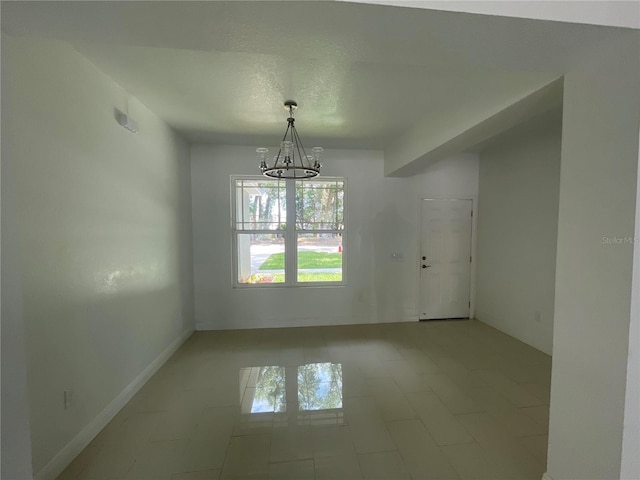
(257, 100, 323, 179)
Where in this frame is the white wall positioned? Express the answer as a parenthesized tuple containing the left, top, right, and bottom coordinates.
(475, 114, 562, 355)
(1, 35, 194, 478)
(191, 145, 478, 330)
(547, 31, 640, 480)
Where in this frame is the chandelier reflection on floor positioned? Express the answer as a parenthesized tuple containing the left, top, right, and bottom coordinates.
(257, 100, 323, 180)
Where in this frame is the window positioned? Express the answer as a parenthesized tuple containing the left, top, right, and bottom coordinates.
(232, 176, 345, 285)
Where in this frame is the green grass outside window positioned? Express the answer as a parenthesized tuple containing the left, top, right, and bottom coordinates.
(259, 251, 342, 270)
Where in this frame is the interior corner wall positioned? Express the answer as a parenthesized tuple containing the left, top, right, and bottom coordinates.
(1, 99, 34, 478)
(622, 125, 640, 478)
(1, 35, 195, 477)
(475, 116, 561, 355)
(547, 31, 640, 480)
(190, 144, 478, 330)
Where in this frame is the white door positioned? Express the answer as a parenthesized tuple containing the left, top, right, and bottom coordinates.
(419, 199, 472, 320)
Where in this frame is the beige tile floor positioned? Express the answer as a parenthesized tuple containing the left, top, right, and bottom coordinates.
(58, 320, 551, 480)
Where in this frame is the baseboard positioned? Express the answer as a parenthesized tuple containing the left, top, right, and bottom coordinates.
(542, 472, 555, 480)
(196, 314, 420, 331)
(35, 327, 194, 480)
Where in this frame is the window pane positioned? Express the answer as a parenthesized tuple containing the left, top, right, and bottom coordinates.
(235, 179, 286, 230)
(237, 233, 285, 284)
(295, 180, 344, 230)
(297, 233, 342, 283)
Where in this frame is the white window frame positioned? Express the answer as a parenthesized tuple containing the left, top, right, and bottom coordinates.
(231, 175, 346, 287)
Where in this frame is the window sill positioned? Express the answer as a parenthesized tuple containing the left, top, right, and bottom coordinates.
(233, 282, 346, 289)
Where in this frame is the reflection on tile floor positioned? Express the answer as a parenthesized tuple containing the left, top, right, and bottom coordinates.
(58, 320, 551, 480)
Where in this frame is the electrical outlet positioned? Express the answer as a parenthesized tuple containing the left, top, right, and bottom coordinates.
(64, 390, 73, 409)
(534, 311, 541, 323)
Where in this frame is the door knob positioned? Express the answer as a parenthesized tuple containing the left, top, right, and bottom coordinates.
(422, 265, 431, 269)
(422, 256, 426, 260)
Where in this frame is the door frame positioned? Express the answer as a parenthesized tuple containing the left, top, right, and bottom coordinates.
(416, 196, 477, 321)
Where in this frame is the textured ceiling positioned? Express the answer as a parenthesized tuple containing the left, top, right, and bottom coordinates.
(1, 1, 629, 149)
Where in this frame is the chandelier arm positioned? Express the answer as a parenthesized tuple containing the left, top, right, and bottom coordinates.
(280, 121, 292, 143)
(292, 126, 311, 169)
(289, 124, 295, 150)
(292, 128, 305, 177)
(291, 127, 301, 179)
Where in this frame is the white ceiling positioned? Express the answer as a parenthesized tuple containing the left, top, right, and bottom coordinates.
(1, 1, 630, 149)
(344, 0, 640, 29)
